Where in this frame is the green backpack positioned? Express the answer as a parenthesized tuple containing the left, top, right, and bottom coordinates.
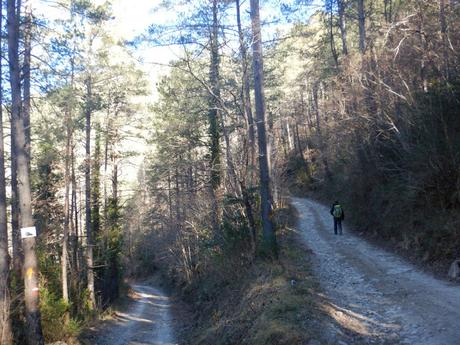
(333, 204, 343, 218)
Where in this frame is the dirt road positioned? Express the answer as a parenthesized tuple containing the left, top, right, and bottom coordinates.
(292, 197, 460, 345)
(85, 284, 177, 345)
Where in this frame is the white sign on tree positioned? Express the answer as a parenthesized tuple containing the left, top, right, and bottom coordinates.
(21, 226, 37, 239)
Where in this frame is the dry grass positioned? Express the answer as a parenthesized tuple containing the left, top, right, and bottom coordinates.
(181, 206, 326, 345)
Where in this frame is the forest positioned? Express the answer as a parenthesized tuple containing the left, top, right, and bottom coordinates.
(0, 0, 459, 344)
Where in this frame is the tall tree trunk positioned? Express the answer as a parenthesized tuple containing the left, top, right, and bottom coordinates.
(174, 167, 181, 224)
(68, 8, 79, 302)
(294, 122, 307, 170)
(23, 0, 32, 170)
(84, 77, 96, 309)
(109, 155, 119, 302)
(7, 1, 45, 343)
(70, 138, 79, 307)
(77, 182, 84, 286)
(417, 3, 429, 92)
(62, 111, 71, 304)
(439, 0, 450, 80)
(92, 124, 101, 237)
(328, 0, 339, 68)
(103, 112, 110, 225)
(112, 158, 118, 202)
(236, 0, 256, 167)
(70, 140, 80, 280)
(285, 119, 293, 151)
(101, 142, 119, 306)
(10, 0, 22, 282)
(358, 0, 366, 53)
(0, 5, 13, 342)
(383, 0, 393, 22)
(167, 171, 173, 225)
(337, 0, 348, 55)
(250, 0, 277, 258)
(10, 145, 21, 276)
(236, 0, 257, 253)
(209, 0, 221, 234)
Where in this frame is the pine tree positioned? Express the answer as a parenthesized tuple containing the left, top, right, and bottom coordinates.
(250, 0, 277, 258)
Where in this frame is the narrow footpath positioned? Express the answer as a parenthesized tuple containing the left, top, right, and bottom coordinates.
(82, 284, 177, 345)
(292, 197, 460, 345)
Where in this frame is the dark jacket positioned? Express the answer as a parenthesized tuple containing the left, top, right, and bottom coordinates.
(330, 202, 345, 220)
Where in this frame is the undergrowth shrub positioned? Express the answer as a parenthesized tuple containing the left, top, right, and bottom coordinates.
(181, 209, 319, 345)
(40, 287, 80, 342)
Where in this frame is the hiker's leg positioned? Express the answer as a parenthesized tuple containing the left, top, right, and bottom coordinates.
(334, 218, 338, 235)
(338, 220, 343, 235)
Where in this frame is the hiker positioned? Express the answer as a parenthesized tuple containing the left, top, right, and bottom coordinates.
(330, 201, 344, 235)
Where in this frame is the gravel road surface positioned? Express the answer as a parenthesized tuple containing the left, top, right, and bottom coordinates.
(88, 284, 177, 345)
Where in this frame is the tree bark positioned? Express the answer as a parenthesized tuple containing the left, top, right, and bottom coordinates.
(174, 167, 181, 224)
(384, 0, 393, 22)
(11, 113, 21, 277)
(209, 0, 221, 234)
(250, 0, 277, 258)
(439, 0, 450, 80)
(23, 0, 32, 169)
(236, 0, 257, 253)
(84, 77, 96, 309)
(294, 122, 307, 170)
(0, 4, 13, 342)
(209, 0, 221, 190)
(417, 3, 429, 92)
(70, 131, 80, 281)
(328, 0, 339, 68)
(167, 171, 173, 225)
(103, 112, 110, 226)
(337, 0, 348, 55)
(92, 124, 101, 237)
(236, 0, 256, 167)
(358, 0, 366, 53)
(11, 151, 21, 276)
(62, 110, 71, 303)
(7, 1, 45, 343)
(68, 8, 79, 303)
(112, 158, 118, 202)
(10, 0, 23, 283)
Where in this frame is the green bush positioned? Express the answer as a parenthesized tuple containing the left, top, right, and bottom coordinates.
(40, 287, 81, 342)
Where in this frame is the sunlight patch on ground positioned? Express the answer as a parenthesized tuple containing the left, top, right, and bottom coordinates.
(140, 301, 170, 309)
(114, 312, 155, 324)
(134, 291, 170, 301)
(321, 302, 400, 337)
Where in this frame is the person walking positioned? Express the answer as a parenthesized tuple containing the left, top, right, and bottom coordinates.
(330, 201, 344, 235)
